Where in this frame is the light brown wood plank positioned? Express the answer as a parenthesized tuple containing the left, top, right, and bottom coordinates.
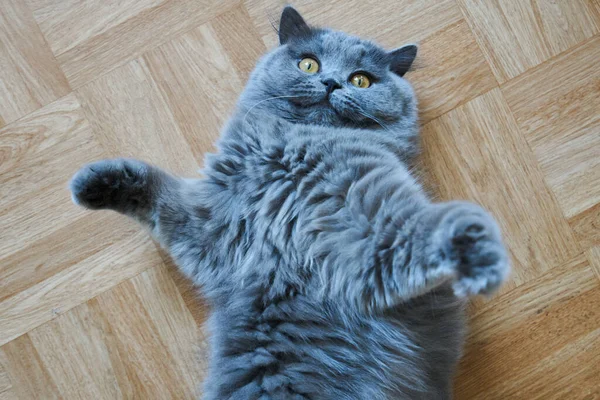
(0, 0, 70, 127)
(210, 5, 267, 82)
(25, 264, 206, 399)
(158, 250, 210, 326)
(421, 89, 579, 288)
(408, 20, 497, 124)
(569, 202, 600, 253)
(129, 265, 207, 392)
(88, 265, 204, 399)
(144, 24, 243, 162)
(0, 382, 17, 400)
(144, 6, 265, 163)
(76, 58, 199, 175)
(589, 246, 600, 282)
(0, 390, 18, 400)
(28, 304, 124, 399)
(462, 254, 589, 336)
(1, 212, 128, 304)
(26, 0, 164, 57)
(48, 0, 240, 88)
(455, 255, 600, 399)
(0, 363, 11, 396)
(245, 0, 462, 49)
(502, 36, 600, 249)
(0, 225, 162, 346)
(510, 329, 600, 400)
(458, 0, 600, 83)
(0, 335, 60, 399)
(0, 94, 103, 258)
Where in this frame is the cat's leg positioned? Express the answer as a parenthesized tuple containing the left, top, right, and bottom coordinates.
(409, 201, 509, 298)
(70, 158, 189, 240)
(311, 193, 509, 310)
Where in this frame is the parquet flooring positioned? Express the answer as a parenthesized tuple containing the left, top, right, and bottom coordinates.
(1, 1, 599, 398)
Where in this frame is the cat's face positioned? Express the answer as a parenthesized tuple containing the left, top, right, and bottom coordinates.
(241, 7, 418, 129)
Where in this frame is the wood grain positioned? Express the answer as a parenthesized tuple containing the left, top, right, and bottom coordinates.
(26, 0, 164, 56)
(47, 0, 239, 88)
(458, 0, 600, 82)
(210, 6, 267, 82)
(455, 255, 600, 399)
(245, 0, 462, 48)
(144, 21, 245, 162)
(128, 266, 207, 392)
(0, 94, 103, 257)
(0, 225, 162, 346)
(76, 58, 199, 175)
(0, 335, 60, 400)
(87, 265, 205, 399)
(1, 213, 125, 304)
(421, 89, 580, 288)
(143, 6, 266, 163)
(29, 304, 125, 399)
(569, 203, 600, 252)
(589, 246, 600, 281)
(503, 36, 600, 229)
(408, 20, 496, 124)
(0, 0, 598, 398)
(0, 0, 70, 127)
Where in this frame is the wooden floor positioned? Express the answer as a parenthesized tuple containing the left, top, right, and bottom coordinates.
(1, 0, 599, 398)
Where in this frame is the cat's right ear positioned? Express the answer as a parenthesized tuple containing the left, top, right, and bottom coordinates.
(388, 44, 418, 77)
(279, 6, 311, 44)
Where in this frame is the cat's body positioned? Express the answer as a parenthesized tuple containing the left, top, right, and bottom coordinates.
(71, 7, 509, 399)
(187, 113, 467, 399)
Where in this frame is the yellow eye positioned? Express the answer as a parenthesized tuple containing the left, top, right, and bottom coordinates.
(350, 73, 371, 88)
(298, 57, 319, 74)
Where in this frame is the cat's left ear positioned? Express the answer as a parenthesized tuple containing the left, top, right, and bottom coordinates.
(279, 6, 311, 44)
(388, 44, 418, 77)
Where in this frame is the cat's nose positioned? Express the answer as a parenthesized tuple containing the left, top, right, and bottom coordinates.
(322, 78, 341, 95)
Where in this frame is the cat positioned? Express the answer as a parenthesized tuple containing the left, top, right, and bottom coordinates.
(70, 6, 509, 399)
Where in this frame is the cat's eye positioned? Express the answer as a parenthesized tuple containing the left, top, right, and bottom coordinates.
(350, 73, 371, 88)
(298, 57, 319, 74)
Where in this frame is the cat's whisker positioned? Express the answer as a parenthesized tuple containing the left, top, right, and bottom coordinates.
(355, 107, 392, 132)
(243, 95, 301, 126)
(290, 90, 316, 96)
(336, 96, 390, 131)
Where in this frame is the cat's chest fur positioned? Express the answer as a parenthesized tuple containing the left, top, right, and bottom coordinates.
(205, 118, 401, 268)
(203, 123, 332, 291)
(196, 115, 422, 309)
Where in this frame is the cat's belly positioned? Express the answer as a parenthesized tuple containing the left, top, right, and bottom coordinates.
(201, 288, 465, 400)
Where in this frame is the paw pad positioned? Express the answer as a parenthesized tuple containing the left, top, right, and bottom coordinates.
(441, 203, 510, 297)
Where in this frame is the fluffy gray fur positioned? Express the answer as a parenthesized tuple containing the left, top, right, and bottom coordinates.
(71, 7, 509, 399)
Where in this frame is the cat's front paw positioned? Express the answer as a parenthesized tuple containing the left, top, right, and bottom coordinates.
(70, 158, 150, 212)
(439, 203, 510, 297)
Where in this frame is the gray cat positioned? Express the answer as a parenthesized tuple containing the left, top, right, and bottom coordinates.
(71, 7, 509, 399)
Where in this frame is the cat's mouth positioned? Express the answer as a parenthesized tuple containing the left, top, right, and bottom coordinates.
(312, 96, 347, 117)
(288, 92, 339, 113)
(327, 94, 356, 118)
(286, 91, 367, 126)
(289, 90, 331, 105)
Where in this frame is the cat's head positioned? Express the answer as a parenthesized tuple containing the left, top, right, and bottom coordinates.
(240, 6, 418, 129)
